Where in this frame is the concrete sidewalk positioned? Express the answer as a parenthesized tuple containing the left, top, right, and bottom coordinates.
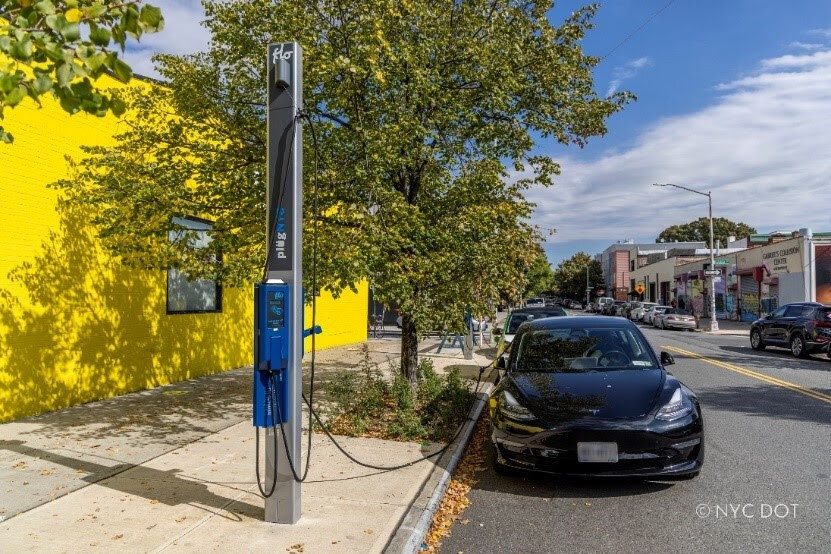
(696, 317, 751, 336)
(0, 338, 493, 553)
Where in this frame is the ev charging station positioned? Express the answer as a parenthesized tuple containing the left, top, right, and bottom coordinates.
(253, 41, 303, 524)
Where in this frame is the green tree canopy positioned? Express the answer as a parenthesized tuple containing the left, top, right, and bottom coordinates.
(552, 251, 602, 301)
(656, 217, 756, 246)
(522, 248, 555, 299)
(58, 0, 631, 381)
(0, 0, 163, 143)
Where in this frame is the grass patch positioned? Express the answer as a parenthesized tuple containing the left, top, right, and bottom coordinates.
(320, 349, 476, 443)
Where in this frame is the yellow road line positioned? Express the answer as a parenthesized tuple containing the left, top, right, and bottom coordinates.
(662, 345, 831, 406)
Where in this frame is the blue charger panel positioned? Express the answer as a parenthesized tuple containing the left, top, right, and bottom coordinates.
(253, 283, 291, 427)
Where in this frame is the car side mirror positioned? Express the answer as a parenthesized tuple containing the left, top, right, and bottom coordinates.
(495, 356, 506, 370)
(660, 351, 675, 366)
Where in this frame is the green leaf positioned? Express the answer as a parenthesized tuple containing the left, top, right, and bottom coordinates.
(139, 5, 164, 32)
(88, 23, 111, 47)
(56, 62, 71, 87)
(0, 36, 11, 54)
(0, 126, 14, 144)
(10, 39, 34, 60)
(32, 74, 53, 93)
(60, 22, 81, 42)
(35, 0, 56, 15)
(5, 85, 27, 107)
(110, 57, 132, 83)
(84, 4, 107, 18)
(109, 95, 126, 117)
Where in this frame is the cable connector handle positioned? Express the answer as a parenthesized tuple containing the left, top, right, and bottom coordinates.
(303, 325, 322, 339)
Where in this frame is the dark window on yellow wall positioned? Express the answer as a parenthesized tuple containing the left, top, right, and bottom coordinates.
(166, 217, 222, 314)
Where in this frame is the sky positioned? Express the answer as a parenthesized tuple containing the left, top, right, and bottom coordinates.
(124, 1, 831, 267)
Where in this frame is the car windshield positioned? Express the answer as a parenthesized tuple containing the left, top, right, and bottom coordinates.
(514, 326, 660, 372)
(506, 310, 566, 334)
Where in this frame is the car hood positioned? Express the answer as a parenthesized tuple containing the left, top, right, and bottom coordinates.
(506, 369, 665, 424)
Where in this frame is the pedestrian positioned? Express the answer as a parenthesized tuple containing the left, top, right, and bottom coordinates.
(670, 298, 677, 309)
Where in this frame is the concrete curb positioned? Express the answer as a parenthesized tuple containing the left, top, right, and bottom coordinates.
(385, 382, 494, 553)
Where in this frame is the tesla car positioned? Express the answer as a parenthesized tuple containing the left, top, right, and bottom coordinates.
(490, 316, 703, 477)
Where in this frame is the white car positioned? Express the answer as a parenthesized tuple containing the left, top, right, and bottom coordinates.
(631, 302, 657, 321)
(646, 306, 670, 325)
(525, 297, 545, 308)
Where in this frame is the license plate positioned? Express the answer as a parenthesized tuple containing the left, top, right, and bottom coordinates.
(577, 442, 618, 463)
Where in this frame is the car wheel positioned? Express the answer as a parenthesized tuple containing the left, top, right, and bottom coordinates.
(750, 329, 765, 350)
(790, 333, 809, 358)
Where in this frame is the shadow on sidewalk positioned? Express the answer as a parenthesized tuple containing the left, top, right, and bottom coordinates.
(1, 439, 261, 521)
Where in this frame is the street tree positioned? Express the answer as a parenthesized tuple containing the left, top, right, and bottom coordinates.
(0, 0, 164, 143)
(57, 0, 632, 383)
(657, 217, 756, 246)
(552, 251, 603, 301)
(522, 248, 555, 299)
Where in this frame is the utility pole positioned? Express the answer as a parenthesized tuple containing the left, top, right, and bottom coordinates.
(652, 183, 719, 332)
(586, 265, 590, 308)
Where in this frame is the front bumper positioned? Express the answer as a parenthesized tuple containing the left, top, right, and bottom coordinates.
(492, 419, 704, 477)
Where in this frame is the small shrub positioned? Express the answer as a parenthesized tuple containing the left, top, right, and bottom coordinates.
(321, 357, 477, 443)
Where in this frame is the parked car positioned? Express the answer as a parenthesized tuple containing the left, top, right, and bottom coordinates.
(631, 302, 657, 321)
(525, 297, 545, 308)
(646, 306, 670, 325)
(637, 303, 659, 322)
(494, 306, 569, 360)
(750, 302, 831, 358)
(595, 297, 615, 314)
(654, 308, 696, 330)
(613, 302, 629, 317)
(491, 316, 703, 478)
(571, 302, 584, 310)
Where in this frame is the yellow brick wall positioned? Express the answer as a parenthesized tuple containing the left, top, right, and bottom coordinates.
(0, 75, 367, 422)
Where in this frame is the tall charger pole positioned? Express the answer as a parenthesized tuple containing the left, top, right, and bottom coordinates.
(262, 41, 303, 523)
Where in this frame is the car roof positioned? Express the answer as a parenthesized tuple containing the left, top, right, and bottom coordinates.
(518, 315, 637, 331)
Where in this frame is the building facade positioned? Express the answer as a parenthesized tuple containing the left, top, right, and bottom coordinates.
(599, 240, 705, 300)
(0, 74, 367, 422)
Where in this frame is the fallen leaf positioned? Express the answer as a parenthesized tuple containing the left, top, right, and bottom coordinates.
(150, 499, 159, 505)
(364, 528, 374, 535)
(40, 469, 53, 476)
(112, 534, 124, 540)
(175, 516, 187, 523)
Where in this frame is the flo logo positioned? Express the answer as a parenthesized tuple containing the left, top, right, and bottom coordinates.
(272, 44, 293, 65)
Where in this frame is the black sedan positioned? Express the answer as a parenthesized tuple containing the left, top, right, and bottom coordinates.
(490, 316, 703, 478)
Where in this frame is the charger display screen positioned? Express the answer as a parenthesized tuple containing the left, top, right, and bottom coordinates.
(267, 290, 286, 329)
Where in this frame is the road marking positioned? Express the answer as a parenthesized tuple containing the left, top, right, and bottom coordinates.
(662, 345, 831, 406)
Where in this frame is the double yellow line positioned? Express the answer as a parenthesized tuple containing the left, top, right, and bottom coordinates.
(662, 345, 831, 406)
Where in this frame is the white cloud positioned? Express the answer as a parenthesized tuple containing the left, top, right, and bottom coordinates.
(789, 41, 824, 50)
(606, 56, 652, 96)
(808, 28, 831, 38)
(528, 46, 831, 244)
(121, 0, 210, 79)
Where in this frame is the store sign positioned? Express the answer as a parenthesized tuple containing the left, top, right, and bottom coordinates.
(762, 245, 800, 273)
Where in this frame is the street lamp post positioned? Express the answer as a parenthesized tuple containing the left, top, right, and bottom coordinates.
(586, 265, 590, 308)
(653, 183, 719, 332)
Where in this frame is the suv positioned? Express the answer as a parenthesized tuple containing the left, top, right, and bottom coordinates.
(750, 303, 831, 358)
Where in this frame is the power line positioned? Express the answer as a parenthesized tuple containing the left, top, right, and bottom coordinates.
(600, 0, 678, 63)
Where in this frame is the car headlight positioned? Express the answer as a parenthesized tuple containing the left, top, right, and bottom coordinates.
(655, 388, 693, 421)
(498, 391, 536, 421)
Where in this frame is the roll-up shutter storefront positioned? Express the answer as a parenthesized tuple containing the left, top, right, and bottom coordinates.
(741, 276, 760, 321)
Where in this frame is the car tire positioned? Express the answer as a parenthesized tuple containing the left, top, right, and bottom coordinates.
(790, 333, 809, 358)
(750, 329, 765, 351)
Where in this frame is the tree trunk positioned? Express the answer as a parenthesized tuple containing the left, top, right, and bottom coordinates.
(400, 313, 419, 384)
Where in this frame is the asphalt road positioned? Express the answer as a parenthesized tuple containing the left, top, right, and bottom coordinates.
(442, 318, 831, 553)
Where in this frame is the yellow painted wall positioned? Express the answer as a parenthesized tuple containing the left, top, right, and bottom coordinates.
(0, 74, 367, 422)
